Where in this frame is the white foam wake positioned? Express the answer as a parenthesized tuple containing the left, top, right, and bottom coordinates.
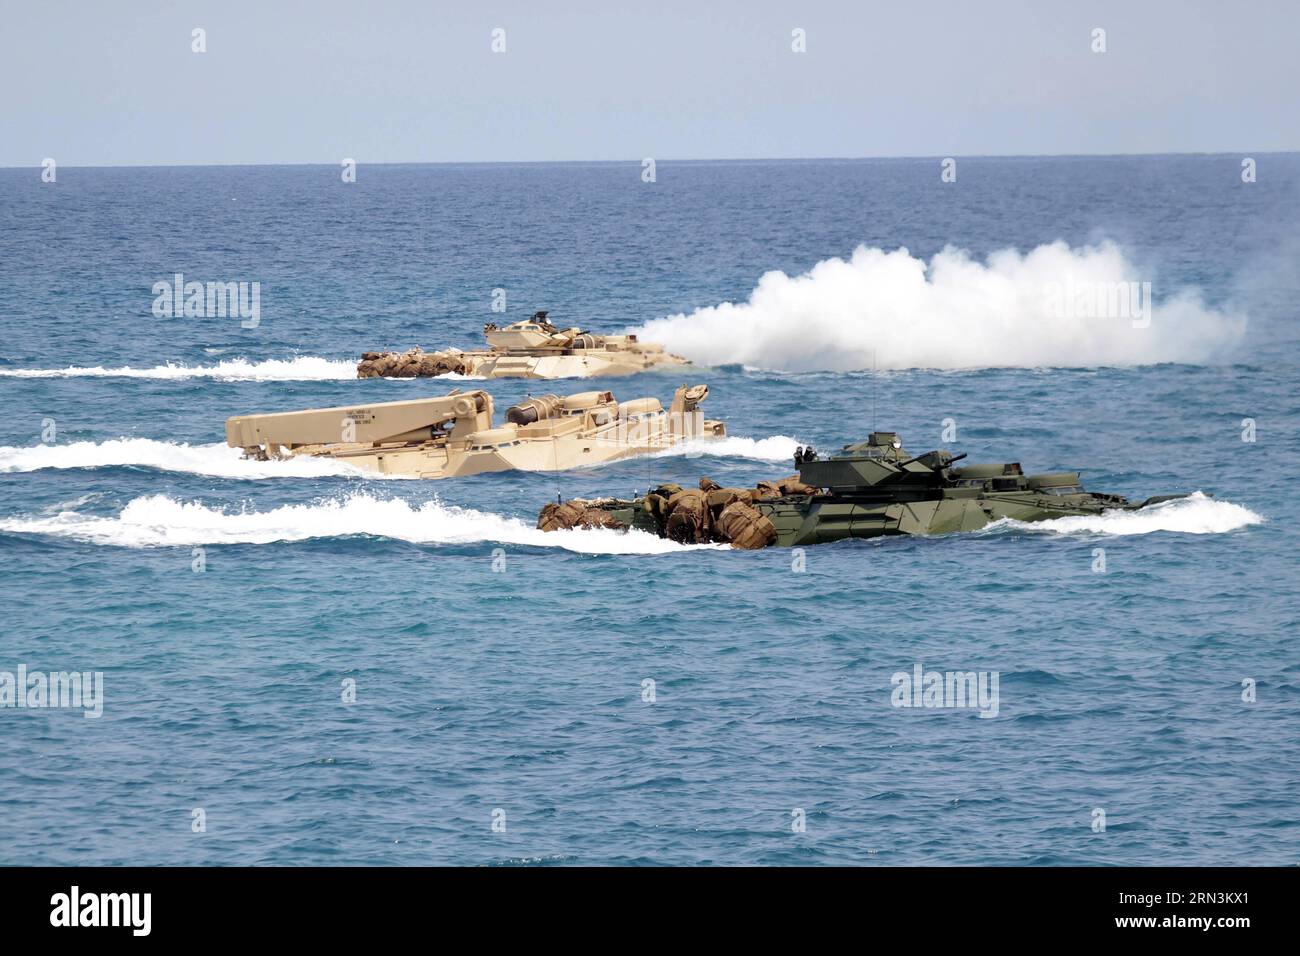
(0, 434, 800, 478)
(995, 492, 1261, 536)
(651, 434, 802, 463)
(628, 241, 1246, 370)
(0, 493, 716, 553)
(0, 356, 358, 381)
(0, 439, 390, 479)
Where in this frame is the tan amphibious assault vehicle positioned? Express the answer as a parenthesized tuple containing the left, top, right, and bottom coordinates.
(225, 384, 724, 479)
(357, 311, 688, 380)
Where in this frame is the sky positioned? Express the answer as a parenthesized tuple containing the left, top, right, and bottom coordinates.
(1, 0, 1296, 167)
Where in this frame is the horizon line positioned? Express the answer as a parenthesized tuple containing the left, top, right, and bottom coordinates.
(3, 148, 1297, 171)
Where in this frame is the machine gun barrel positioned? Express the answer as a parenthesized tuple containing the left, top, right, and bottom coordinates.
(891, 450, 968, 471)
(874, 451, 968, 486)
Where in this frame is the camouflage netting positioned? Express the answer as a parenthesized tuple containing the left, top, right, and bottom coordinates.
(537, 475, 820, 549)
(536, 500, 628, 533)
(357, 348, 470, 378)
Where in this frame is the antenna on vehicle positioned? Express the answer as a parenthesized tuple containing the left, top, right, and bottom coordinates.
(552, 398, 562, 504)
(871, 348, 877, 433)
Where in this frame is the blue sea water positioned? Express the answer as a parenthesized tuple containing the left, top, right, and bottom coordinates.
(0, 156, 1297, 865)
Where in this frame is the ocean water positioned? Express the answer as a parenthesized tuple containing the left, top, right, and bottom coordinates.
(0, 156, 1297, 866)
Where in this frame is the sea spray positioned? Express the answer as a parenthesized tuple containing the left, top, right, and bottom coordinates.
(0, 491, 1260, 550)
(0, 439, 397, 480)
(0, 356, 362, 382)
(0, 434, 800, 478)
(989, 492, 1262, 536)
(0, 493, 720, 553)
(650, 434, 802, 463)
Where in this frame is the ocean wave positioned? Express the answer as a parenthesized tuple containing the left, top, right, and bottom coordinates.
(650, 434, 801, 463)
(0, 438, 392, 480)
(990, 492, 1261, 536)
(0, 356, 358, 381)
(628, 241, 1246, 370)
(0, 434, 799, 479)
(0, 493, 719, 553)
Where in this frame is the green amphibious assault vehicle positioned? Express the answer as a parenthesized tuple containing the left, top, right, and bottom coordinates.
(537, 431, 1191, 549)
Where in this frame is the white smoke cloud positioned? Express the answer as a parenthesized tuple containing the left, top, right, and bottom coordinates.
(629, 241, 1246, 370)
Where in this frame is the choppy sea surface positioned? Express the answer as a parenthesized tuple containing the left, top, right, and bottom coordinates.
(1, 156, 1297, 866)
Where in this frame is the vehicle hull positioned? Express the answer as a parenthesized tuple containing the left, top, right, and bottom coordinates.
(461, 349, 687, 379)
(285, 415, 724, 479)
(571, 491, 1156, 546)
(357, 312, 689, 380)
(227, 384, 724, 480)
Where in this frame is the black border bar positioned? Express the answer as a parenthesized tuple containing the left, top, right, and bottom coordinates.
(0, 865, 1289, 940)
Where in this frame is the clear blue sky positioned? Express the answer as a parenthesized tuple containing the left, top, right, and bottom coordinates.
(2, 0, 1296, 167)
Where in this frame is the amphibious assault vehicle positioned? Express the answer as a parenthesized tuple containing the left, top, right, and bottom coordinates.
(538, 431, 1190, 548)
(226, 384, 723, 479)
(357, 310, 687, 380)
